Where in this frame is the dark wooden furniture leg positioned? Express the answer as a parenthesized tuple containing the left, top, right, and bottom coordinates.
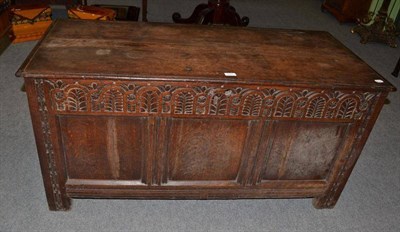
(142, 0, 147, 22)
(392, 58, 400, 77)
(173, 0, 249, 26)
(25, 79, 71, 211)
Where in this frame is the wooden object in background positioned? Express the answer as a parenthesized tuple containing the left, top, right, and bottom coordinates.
(17, 20, 395, 211)
(93, 5, 140, 21)
(68, 5, 116, 21)
(322, 0, 372, 23)
(142, 0, 147, 22)
(0, 0, 11, 54)
(80, 0, 147, 22)
(173, 0, 249, 26)
(9, 4, 52, 43)
(13, 0, 73, 5)
(392, 57, 399, 77)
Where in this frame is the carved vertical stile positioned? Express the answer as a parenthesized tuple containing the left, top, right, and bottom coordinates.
(32, 79, 69, 210)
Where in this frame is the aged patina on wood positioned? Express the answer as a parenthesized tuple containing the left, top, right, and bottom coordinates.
(18, 19, 395, 211)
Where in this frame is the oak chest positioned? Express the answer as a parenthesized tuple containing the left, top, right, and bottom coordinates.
(18, 19, 395, 211)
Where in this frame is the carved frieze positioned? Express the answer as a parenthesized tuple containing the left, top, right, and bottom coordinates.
(45, 80, 377, 121)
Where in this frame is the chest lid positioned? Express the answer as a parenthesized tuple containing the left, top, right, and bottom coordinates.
(18, 19, 395, 91)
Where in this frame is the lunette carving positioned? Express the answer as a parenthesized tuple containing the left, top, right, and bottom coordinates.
(34, 79, 64, 210)
(45, 80, 377, 121)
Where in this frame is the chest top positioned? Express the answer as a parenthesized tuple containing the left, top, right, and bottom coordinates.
(18, 19, 394, 91)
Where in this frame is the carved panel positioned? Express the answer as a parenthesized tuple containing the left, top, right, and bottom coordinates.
(59, 116, 146, 180)
(45, 80, 377, 121)
(167, 118, 248, 181)
(262, 121, 351, 180)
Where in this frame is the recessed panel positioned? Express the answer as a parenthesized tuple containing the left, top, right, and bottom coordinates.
(59, 116, 146, 180)
(263, 121, 349, 180)
(168, 118, 248, 181)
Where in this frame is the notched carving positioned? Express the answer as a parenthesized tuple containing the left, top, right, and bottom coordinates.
(35, 79, 64, 210)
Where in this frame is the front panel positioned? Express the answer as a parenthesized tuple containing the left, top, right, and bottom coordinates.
(260, 120, 352, 181)
(59, 116, 147, 181)
(167, 118, 248, 182)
